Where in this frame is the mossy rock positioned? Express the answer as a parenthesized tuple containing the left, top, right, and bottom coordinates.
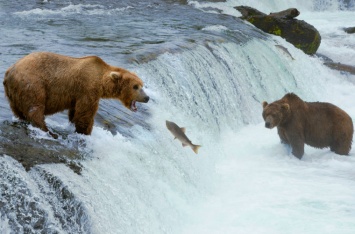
(235, 6, 321, 55)
(344, 27, 355, 34)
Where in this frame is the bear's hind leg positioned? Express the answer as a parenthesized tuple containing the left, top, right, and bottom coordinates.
(68, 100, 76, 123)
(330, 142, 351, 155)
(68, 108, 75, 123)
(9, 103, 26, 120)
(27, 105, 58, 139)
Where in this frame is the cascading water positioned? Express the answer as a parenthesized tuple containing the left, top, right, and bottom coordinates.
(189, 0, 355, 13)
(1, 0, 355, 233)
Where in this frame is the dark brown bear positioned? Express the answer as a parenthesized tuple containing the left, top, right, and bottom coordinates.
(3, 52, 150, 138)
(262, 93, 353, 159)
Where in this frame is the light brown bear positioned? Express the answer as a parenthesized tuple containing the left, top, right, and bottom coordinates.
(262, 93, 353, 159)
(3, 52, 149, 138)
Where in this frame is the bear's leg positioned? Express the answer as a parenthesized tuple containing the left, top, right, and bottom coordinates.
(291, 147, 304, 159)
(72, 99, 99, 135)
(277, 127, 289, 144)
(5, 92, 27, 120)
(68, 100, 76, 123)
(74, 117, 95, 135)
(68, 109, 75, 123)
(330, 142, 351, 155)
(288, 133, 305, 159)
(331, 129, 352, 155)
(9, 102, 26, 120)
(27, 105, 58, 139)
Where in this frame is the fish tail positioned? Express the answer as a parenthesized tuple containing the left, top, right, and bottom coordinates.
(192, 144, 202, 154)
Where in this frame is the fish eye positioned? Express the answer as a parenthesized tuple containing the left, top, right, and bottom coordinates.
(133, 85, 139, 90)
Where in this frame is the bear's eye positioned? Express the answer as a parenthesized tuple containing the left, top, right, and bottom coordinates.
(133, 85, 139, 90)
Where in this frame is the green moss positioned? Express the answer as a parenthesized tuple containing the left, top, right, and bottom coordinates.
(307, 32, 321, 54)
(243, 13, 321, 55)
(293, 32, 321, 55)
(270, 25, 282, 36)
(248, 18, 255, 24)
(294, 44, 302, 49)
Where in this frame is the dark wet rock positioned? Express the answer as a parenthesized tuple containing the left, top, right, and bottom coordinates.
(344, 27, 355, 34)
(269, 8, 300, 19)
(94, 98, 151, 137)
(235, 6, 321, 55)
(236, 6, 266, 19)
(0, 120, 88, 174)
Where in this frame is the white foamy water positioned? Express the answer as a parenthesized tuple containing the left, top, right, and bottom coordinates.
(189, 0, 353, 14)
(184, 127, 355, 234)
(301, 11, 355, 66)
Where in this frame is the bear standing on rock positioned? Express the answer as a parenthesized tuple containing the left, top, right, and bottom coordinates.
(262, 93, 353, 159)
(3, 52, 150, 138)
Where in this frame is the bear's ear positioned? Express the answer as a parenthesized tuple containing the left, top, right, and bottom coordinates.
(262, 101, 268, 108)
(281, 103, 290, 112)
(110, 72, 122, 81)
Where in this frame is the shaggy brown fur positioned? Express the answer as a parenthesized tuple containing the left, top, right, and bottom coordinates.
(262, 93, 353, 159)
(3, 52, 149, 138)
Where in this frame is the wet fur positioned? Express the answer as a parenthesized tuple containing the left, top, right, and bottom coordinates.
(262, 93, 353, 158)
(3, 52, 148, 137)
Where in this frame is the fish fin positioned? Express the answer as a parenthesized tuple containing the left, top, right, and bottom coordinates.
(181, 127, 186, 133)
(192, 144, 202, 154)
(182, 143, 188, 147)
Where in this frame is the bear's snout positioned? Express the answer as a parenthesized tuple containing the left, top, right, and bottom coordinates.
(143, 96, 150, 103)
(265, 122, 271, 128)
(264, 116, 275, 129)
(137, 89, 149, 103)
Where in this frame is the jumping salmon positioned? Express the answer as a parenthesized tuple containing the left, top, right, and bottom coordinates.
(166, 120, 201, 154)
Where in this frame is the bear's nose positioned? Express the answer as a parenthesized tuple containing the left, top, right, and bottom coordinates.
(265, 122, 271, 128)
(144, 96, 150, 103)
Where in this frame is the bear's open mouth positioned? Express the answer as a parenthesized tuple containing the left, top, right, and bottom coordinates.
(130, 100, 137, 112)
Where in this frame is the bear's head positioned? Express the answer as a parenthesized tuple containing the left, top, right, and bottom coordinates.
(109, 71, 149, 112)
(262, 101, 290, 129)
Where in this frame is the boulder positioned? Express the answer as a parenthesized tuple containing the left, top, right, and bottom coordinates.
(235, 6, 321, 55)
(0, 120, 85, 174)
(344, 27, 355, 34)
